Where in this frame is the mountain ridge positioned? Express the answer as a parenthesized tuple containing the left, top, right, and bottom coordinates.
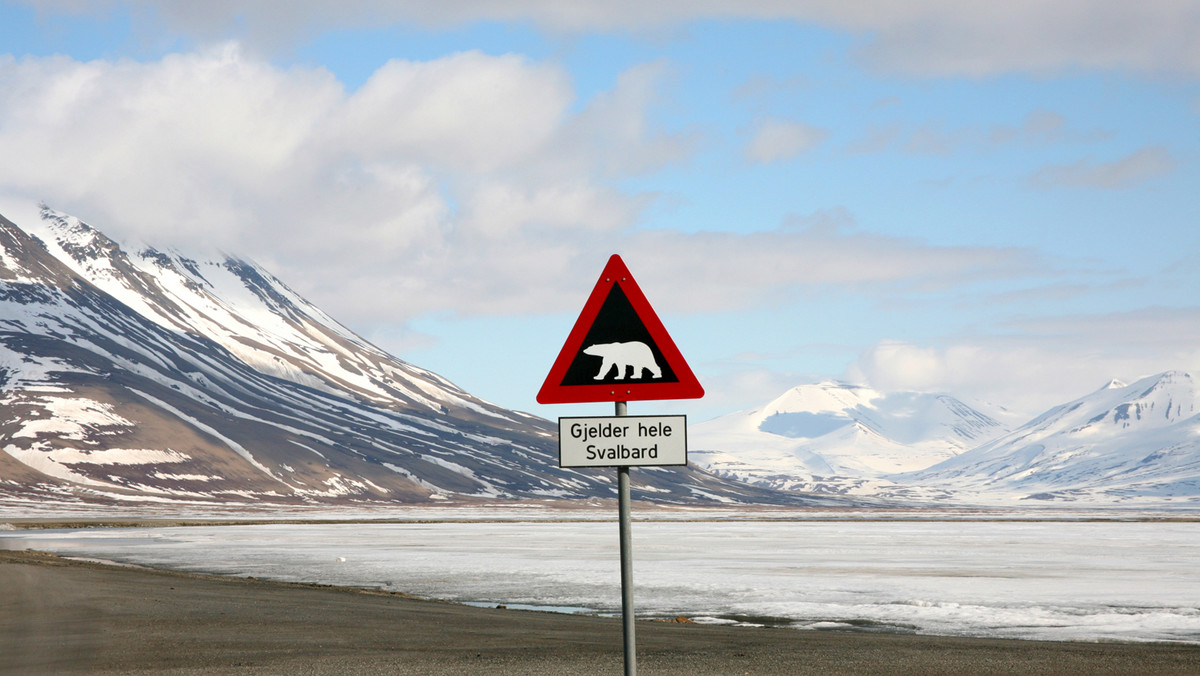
(1, 204, 830, 508)
(908, 370, 1200, 502)
(6, 204, 1195, 508)
(689, 380, 1013, 499)
(690, 375, 1200, 505)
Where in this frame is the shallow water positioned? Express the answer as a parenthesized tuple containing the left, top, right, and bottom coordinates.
(3, 518, 1197, 643)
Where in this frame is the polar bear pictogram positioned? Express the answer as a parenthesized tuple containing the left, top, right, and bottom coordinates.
(583, 341, 663, 381)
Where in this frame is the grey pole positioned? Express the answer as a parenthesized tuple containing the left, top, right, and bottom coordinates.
(615, 399, 636, 676)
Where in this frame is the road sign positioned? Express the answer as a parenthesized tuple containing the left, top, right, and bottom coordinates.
(536, 255, 704, 404)
(558, 415, 687, 467)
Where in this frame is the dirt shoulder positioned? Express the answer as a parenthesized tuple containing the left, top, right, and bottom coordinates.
(2, 549, 1197, 675)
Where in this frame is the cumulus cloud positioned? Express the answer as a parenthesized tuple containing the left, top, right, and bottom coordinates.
(7, 3, 1193, 422)
(21, 0, 1200, 77)
(337, 52, 572, 175)
(545, 61, 696, 179)
(319, 204, 1045, 325)
(850, 340, 1106, 418)
(0, 47, 348, 244)
(0, 46, 675, 319)
(1, 46, 1048, 329)
(850, 308, 1200, 417)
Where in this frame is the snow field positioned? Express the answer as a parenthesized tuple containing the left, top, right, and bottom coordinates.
(2, 517, 1196, 644)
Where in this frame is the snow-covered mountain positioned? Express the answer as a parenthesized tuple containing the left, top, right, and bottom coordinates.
(692, 375, 1200, 505)
(1, 204, 824, 508)
(690, 381, 1013, 498)
(908, 371, 1200, 503)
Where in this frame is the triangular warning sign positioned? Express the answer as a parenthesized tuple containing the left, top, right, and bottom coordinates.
(537, 255, 704, 404)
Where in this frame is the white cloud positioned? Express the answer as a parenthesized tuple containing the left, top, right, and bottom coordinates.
(0, 45, 1079, 414)
(744, 119, 827, 164)
(850, 340, 1107, 418)
(22, 1, 1200, 77)
(456, 181, 642, 238)
(850, 308, 1200, 417)
(988, 109, 1069, 146)
(1006, 308, 1200, 353)
(0, 38, 1135, 414)
(732, 73, 812, 102)
(845, 122, 904, 155)
(0, 46, 665, 308)
(5, 46, 1044, 329)
(338, 52, 572, 174)
(0, 45, 346, 245)
(842, 2, 1200, 77)
(547, 60, 696, 179)
(848, 109, 1110, 157)
(618, 211, 1042, 314)
(1028, 146, 1177, 189)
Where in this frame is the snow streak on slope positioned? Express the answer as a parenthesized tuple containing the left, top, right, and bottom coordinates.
(690, 381, 1011, 499)
(24, 208, 509, 422)
(909, 371, 1200, 503)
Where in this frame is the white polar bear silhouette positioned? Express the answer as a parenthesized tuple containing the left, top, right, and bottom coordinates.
(583, 341, 663, 380)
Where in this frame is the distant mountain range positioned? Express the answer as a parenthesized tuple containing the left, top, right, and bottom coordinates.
(691, 375, 1200, 505)
(0, 204, 828, 508)
(907, 371, 1200, 503)
(690, 382, 1016, 500)
(5, 204, 1196, 509)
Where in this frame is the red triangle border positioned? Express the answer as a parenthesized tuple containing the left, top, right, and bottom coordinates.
(537, 255, 704, 404)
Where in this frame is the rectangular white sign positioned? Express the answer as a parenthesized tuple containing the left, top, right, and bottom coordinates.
(558, 415, 687, 468)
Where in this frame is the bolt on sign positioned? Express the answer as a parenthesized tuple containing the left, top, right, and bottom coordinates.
(536, 254, 704, 404)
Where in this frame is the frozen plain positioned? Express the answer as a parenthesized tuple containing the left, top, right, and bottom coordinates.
(2, 512, 1198, 645)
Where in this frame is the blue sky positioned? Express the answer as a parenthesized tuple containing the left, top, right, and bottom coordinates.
(2, 1, 1199, 422)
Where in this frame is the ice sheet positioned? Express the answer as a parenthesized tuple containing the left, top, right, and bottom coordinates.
(2, 519, 1197, 643)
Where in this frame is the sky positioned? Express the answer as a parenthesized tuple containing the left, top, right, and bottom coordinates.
(1, 1, 1199, 423)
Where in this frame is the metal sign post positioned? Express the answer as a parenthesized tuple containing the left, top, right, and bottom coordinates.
(537, 255, 704, 676)
(615, 400, 636, 676)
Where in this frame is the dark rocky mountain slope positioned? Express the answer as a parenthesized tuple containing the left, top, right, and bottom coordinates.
(1, 205, 830, 508)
